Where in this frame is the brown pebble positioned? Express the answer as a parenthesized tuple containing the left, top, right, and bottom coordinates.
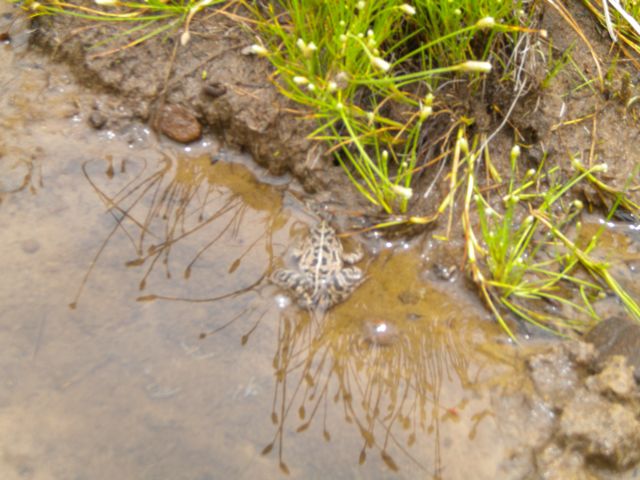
(21, 238, 40, 254)
(157, 104, 202, 144)
(203, 81, 227, 98)
(89, 110, 107, 130)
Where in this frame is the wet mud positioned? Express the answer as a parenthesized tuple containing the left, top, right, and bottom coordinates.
(498, 341, 640, 479)
(2, 0, 640, 479)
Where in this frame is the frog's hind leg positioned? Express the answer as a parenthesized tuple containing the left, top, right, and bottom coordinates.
(270, 269, 314, 307)
(327, 267, 364, 306)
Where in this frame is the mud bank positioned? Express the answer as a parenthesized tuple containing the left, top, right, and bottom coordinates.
(25, 1, 640, 217)
(28, 3, 358, 200)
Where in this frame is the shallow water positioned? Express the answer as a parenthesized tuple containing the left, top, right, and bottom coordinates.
(5, 7, 640, 479)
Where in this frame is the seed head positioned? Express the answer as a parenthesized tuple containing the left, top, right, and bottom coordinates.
(391, 184, 413, 200)
(372, 56, 391, 72)
(476, 17, 495, 29)
(399, 4, 416, 15)
(458, 61, 492, 73)
(247, 44, 268, 56)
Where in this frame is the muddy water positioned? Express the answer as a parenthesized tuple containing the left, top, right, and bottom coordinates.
(0, 10, 612, 480)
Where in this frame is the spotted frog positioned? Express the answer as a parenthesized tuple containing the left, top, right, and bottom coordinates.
(271, 220, 364, 310)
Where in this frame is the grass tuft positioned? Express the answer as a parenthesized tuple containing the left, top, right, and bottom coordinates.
(244, 0, 533, 213)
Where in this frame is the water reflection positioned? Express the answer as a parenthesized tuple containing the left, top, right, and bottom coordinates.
(81, 148, 493, 477)
(72, 152, 285, 308)
(261, 252, 481, 478)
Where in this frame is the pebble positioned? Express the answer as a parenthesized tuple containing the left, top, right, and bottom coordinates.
(203, 81, 227, 98)
(362, 319, 400, 347)
(88, 110, 107, 130)
(21, 238, 40, 254)
(157, 104, 202, 144)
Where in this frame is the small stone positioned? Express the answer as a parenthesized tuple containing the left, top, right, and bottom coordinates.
(586, 316, 640, 383)
(88, 110, 107, 130)
(157, 104, 202, 144)
(362, 319, 399, 347)
(432, 262, 458, 281)
(21, 238, 40, 254)
(203, 81, 227, 98)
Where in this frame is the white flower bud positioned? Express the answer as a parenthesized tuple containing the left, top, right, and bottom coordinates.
(399, 4, 416, 15)
(246, 44, 268, 56)
(372, 57, 391, 72)
(510, 145, 521, 161)
(476, 17, 495, 29)
(391, 184, 413, 199)
(180, 31, 191, 46)
(425, 93, 434, 106)
(419, 105, 432, 121)
(458, 61, 492, 73)
(571, 157, 583, 169)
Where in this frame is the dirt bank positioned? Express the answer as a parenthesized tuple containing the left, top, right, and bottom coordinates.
(23, 1, 640, 221)
(26, 3, 367, 203)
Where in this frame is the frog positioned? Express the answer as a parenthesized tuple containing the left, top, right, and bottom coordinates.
(270, 220, 364, 310)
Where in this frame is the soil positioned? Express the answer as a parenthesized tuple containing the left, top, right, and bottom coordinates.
(526, 341, 640, 477)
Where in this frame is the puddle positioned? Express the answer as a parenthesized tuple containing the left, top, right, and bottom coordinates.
(2, 7, 640, 480)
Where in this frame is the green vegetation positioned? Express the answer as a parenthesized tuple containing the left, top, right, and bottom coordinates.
(465, 146, 599, 338)
(582, 0, 640, 56)
(463, 144, 640, 339)
(23, 0, 227, 55)
(243, 0, 530, 213)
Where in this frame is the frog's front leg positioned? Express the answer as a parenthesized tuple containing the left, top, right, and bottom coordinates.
(342, 244, 364, 265)
(270, 269, 309, 291)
